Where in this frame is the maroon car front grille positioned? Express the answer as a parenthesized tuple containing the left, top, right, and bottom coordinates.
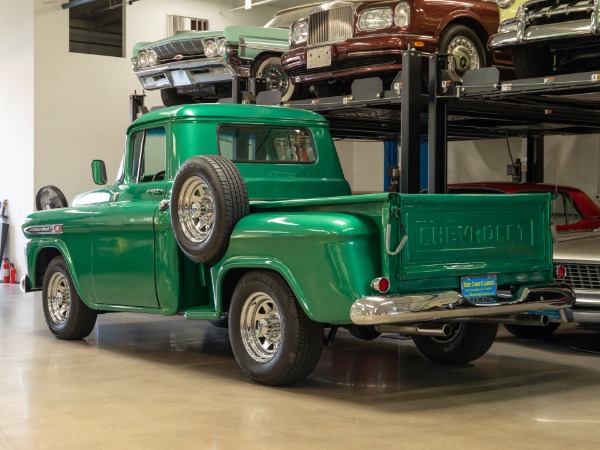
(555, 263, 600, 290)
(308, 6, 353, 45)
(288, 55, 397, 77)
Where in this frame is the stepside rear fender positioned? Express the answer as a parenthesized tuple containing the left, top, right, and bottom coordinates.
(211, 211, 382, 324)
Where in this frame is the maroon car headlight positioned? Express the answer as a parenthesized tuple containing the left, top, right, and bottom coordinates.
(357, 7, 393, 31)
(290, 20, 308, 45)
(394, 2, 410, 28)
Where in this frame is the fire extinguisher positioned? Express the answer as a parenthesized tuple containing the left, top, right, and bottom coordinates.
(2, 258, 9, 283)
(9, 264, 16, 284)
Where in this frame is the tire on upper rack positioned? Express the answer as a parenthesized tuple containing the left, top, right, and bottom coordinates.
(170, 155, 249, 264)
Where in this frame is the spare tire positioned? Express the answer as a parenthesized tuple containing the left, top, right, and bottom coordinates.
(171, 155, 249, 263)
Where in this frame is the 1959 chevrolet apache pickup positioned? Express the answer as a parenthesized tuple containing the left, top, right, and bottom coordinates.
(21, 104, 574, 386)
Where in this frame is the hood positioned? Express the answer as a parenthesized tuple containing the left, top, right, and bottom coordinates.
(554, 231, 600, 262)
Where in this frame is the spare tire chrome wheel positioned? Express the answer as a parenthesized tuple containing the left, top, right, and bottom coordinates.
(171, 156, 249, 263)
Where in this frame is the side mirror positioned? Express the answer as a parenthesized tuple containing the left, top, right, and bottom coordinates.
(91, 160, 107, 185)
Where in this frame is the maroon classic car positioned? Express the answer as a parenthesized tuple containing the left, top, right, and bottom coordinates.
(281, 0, 505, 97)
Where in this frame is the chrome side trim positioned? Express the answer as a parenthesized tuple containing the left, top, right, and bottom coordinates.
(350, 283, 575, 325)
(23, 224, 63, 235)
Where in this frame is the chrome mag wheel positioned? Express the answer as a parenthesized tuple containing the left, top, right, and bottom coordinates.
(47, 271, 71, 326)
(240, 292, 282, 363)
(178, 176, 215, 244)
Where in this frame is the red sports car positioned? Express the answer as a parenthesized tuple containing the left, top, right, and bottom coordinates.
(447, 182, 600, 232)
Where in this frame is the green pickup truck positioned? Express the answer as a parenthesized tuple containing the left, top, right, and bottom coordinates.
(22, 104, 574, 386)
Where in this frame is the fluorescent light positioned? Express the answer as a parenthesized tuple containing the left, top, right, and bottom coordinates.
(245, 0, 251, 9)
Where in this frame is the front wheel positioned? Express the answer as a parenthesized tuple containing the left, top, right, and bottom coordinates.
(229, 271, 323, 386)
(438, 25, 486, 77)
(512, 45, 554, 78)
(412, 322, 498, 364)
(42, 256, 97, 340)
(253, 55, 296, 102)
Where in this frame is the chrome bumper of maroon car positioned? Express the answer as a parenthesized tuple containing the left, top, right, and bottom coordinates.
(350, 282, 575, 325)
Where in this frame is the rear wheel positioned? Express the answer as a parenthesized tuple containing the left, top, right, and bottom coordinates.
(229, 271, 323, 386)
(42, 256, 97, 340)
(504, 322, 560, 338)
(412, 322, 498, 364)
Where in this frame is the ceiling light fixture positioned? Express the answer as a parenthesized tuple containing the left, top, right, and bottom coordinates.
(245, 0, 251, 9)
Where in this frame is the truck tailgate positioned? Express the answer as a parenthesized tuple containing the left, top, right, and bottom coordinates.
(398, 193, 553, 281)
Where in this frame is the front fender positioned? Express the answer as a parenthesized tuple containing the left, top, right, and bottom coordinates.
(212, 212, 382, 324)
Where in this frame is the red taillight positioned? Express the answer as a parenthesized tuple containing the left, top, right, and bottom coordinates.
(371, 277, 390, 293)
(555, 265, 567, 279)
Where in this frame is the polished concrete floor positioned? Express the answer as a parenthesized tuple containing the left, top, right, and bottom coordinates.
(2, 284, 600, 449)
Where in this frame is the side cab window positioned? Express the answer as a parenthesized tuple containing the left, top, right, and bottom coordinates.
(129, 127, 167, 183)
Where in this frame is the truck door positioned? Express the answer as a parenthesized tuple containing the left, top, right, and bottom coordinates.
(90, 127, 167, 308)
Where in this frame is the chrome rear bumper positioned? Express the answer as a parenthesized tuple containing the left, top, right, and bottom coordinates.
(134, 58, 235, 90)
(350, 283, 575, 325)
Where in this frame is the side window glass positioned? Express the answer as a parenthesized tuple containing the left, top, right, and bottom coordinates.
(129, 128, 166, 183)
(551, 193, 581, 225)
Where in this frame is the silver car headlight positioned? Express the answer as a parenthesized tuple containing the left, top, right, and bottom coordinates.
(138, 50, 148, 68)
(394, 2, 410, 27)
(147, 49, 158, 66)
(217, 38, 227, 56)
(290, 21, 308, 45)
(497, 0, 515, 8)
(357, 7, 393, 31)
(203, 39, 217, 57)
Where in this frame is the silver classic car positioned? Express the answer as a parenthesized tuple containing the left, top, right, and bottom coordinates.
(489, 0, 600, 78)
(505, 231, 600, 338)
(132, 4, 318, 106)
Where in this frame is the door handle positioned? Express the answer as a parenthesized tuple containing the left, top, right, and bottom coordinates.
(147, 189, 164, 195)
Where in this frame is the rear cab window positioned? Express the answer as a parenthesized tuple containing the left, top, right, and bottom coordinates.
(217, 125, 316, 163)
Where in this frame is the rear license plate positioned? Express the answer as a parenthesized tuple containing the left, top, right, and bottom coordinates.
(461, 275, 497, 299)
(307, 46, 332, 69)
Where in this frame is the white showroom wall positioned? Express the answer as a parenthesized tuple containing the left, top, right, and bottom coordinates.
(0, 0, 34, 279)
(34, 0, 269, 204)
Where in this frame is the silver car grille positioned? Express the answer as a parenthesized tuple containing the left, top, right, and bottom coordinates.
(555, 263, 600, 290)
(308, 6, 353, 45)
(150, 38, 204, 60)
(522, 0, 595, 26)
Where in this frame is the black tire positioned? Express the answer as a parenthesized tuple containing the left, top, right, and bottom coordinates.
(346, 325, 380, 341)
(504, 322, 560, 338)
(229, 270, 324, 386)
(161, 88, 189, 107)
(412, 322, 498, 364)
(42, 256, 97, 340)
(171, 155, 249, 263)
(209, 316, 229, 329)
(512, 45, 553, 78)
(438, 25, 487, 77)
(35, 185, 68, 211)
(253, 55, 296, 102)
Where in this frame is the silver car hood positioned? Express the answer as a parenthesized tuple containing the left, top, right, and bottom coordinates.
(554, 231, 600, 262)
